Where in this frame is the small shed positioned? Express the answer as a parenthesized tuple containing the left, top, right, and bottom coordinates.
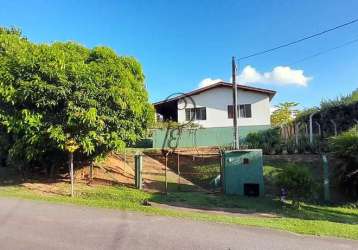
(223, 149, 264, 196)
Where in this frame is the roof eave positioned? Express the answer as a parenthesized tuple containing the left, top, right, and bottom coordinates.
(153, 81, 276, 106)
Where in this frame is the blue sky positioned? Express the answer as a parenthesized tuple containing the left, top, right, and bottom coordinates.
(1, 0, 358, 109)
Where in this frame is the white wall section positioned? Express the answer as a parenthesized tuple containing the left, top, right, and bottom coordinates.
(177, 87, 271, 128)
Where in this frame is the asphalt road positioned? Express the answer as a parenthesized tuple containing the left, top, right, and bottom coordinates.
(0, 198, 357, 250)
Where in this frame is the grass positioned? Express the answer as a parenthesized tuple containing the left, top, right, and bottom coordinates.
(0, 159, 356, 239)
(0, 183, 357, 240)
(183, 163, 220, 188)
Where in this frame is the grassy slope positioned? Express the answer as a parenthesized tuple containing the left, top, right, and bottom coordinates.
(0, 183, 357, 240)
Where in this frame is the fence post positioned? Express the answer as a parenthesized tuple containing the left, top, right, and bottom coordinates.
(295, 122, 301, 146)
(165, 152, 169, 194)
(304, 122, 308, 137)
(89, 161, 93, 181)
(69, 152, 74, 197)
(322, 154, 330, 203)
(177, 153, 181, 191)
(220, 152, 224, 193)
(134, 153, 143, 189)
(315, 121, 321, 137)
(330, 119, 337, 136)
(123, 148, 126, 175)
(309, 112, 317, 144)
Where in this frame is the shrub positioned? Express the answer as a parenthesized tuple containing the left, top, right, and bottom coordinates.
(296, 136, 310, 154)
(276, 166, 315, 208)
(285, 138, 296, 154)
(245, 128, 281, 154)
(273, 143, 283, 155)
(329, 126, 358, 198)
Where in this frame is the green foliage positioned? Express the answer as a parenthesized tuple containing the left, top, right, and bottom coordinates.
(329, 126, 358, 198)
(285, 138, 296, 154)
(320, 89, 358, 111)
(276, 166, 315, 208)
(294, 107, 319, 122)
(296, 136, 310, 154)
(293, 88, 358, 138)
(0, 27, 22, 36)
(245, 128, 281, 154)
(0, 28, 154, 169)
(271, 102, 299, 127)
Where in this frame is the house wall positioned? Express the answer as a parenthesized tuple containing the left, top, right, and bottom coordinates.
(177, 87, 271, 128)
(152, 125, 270, 148)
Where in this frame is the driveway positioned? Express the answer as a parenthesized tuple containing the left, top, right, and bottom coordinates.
(0, 197, 356, 250)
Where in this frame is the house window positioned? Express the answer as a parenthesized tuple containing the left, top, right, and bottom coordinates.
(185, 107, 206, 121)
(227, 105, 234, 119)
(240, 104, 252, 118)
(227, 104, 252, 118)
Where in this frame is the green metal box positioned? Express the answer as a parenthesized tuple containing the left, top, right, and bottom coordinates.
(223, 149, 264, 196)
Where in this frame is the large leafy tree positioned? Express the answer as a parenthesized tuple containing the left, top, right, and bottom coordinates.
(271, 102, 299, 127)
(0, 28, 154, 171)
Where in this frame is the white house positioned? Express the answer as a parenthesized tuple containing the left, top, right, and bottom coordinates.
(154, 82, 276, 129)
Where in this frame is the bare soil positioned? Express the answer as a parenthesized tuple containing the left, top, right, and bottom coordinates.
(71, 152, 199, 193)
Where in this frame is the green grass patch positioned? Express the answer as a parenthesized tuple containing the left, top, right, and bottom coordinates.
(0, 183, 357, 240)
(184, 163, 220, 188)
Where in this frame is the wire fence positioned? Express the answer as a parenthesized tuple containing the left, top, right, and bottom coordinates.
(84, 149, 222, 193)
(139, 152, 222, 193)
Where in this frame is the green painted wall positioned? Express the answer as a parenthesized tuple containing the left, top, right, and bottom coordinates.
(223, 150, 264, 196)
(152, 125, 270, 149)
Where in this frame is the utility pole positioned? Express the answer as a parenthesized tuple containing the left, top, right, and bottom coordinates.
(232, 56, 239, 149)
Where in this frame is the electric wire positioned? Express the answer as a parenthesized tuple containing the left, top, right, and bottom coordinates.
(238, 18, 358, 61)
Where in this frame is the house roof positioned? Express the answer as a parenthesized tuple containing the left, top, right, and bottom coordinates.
(153, 81, 276, 107)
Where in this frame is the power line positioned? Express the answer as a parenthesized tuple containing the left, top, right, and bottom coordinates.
(290, 37, 358, 65)
(238, 18, 358, 61)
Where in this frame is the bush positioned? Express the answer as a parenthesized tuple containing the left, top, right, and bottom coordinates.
(285, 138, 296, 154)
(329, 126, 358, 198)
(276, 166, 315, 208)
(245, 128, 281, 154)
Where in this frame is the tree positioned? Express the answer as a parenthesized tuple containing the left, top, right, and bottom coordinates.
(271, 102, 299, 127)
(0, 27, 154, 177)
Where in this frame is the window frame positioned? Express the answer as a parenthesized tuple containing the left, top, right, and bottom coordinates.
(227, 104, 252, 118)
(185, 107, 207, 121)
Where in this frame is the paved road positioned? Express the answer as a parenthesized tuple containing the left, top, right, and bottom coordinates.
(0, 198, 357, 250)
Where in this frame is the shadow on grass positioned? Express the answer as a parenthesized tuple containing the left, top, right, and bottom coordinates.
(143, 180, 201, 193)
(0, 166, 134, 191)
(291, 204, 358, 224)
(149, 191, 358, 225)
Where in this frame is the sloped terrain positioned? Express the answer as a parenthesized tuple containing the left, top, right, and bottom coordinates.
(74, 152, 198, 192)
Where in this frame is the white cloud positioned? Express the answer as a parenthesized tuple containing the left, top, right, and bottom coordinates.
(238, 65, 312, 87)
(198, 78, 223, 88)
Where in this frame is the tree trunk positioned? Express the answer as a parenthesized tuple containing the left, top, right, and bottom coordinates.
(49, 164, 57, 179)
(69, 152, 74, 197)
(89, 161, 93, 181)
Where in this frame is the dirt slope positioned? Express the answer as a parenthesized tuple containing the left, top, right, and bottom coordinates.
(74, 152, 198, 192)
